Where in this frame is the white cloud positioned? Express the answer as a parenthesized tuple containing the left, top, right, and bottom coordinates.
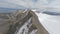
(0, 0, 48, 9)
(0, 0, 60, 11)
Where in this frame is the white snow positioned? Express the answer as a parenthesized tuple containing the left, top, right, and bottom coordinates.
(16, 18, 37, 34)
(35, 13, 60, 34)
(29, 30, 37, 34)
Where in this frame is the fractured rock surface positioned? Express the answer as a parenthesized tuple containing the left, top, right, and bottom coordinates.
(0, 10, 49, 34)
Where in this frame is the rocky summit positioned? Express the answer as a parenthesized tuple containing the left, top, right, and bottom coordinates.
(0, 10, 49, 34)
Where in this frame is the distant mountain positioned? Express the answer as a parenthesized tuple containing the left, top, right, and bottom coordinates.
(0, 8, 16, 13)
(0, 5, 26, 10)
(0, 6, 27, 13)
(43, 11, 60, 15)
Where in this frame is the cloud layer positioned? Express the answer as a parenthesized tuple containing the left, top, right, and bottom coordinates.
(0, 0, 50, 9)
(0, 0, 60, 11)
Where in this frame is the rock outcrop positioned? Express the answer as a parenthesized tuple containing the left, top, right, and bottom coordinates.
(0, 10, 49, 34)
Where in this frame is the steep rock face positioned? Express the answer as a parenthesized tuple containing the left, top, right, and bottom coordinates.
(0, 10, 49, 34)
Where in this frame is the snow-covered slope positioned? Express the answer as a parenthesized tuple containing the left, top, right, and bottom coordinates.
(35, 13, 60, 34)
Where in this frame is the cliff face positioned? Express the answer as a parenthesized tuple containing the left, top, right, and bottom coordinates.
(0, 10, 49, 34)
